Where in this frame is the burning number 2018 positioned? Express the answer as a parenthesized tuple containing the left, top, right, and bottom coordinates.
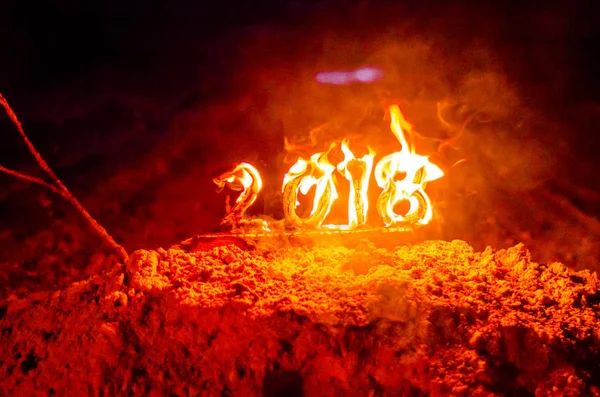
(215, 105, 444, 230)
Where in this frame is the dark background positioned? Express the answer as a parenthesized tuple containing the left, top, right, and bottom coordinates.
(1, 0, 599, 296)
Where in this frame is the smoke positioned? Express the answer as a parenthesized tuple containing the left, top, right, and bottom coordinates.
(1, 0, 598, 268)
(210, 5, 595, 267)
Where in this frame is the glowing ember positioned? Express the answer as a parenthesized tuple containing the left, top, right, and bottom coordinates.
(215, 105, 444, 232)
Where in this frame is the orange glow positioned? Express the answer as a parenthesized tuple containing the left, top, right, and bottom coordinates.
(374, 105, 444, 226)
(213, 162, 263, 224)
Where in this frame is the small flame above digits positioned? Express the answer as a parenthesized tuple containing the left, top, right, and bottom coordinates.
(213, 105, 444, 234)
(374, 106, 444, 226)
(315, 66, 384, 85)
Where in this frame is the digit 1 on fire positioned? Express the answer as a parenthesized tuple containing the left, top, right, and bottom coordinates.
(336, 139, 375, 229)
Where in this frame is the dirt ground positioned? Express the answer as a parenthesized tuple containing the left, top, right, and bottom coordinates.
(1, 240, 599, 396)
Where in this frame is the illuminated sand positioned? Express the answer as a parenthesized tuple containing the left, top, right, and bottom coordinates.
(1, 240, 599, 396)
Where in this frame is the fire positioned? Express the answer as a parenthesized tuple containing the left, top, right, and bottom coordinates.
(374, 105, 444, 226)
(215, 105, 444, 232)
(282, 144, 338, 228)
(336, 139, 375, 229)
(213, 162, 263, 227)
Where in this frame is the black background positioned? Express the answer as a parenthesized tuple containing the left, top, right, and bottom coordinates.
(1, 0, 600, 285)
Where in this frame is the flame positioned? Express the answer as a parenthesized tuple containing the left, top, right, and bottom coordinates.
(336, 139, 375, 229)
(213, 162, 263, 225)
(282, 144, 338, 228)
(374, 105, 444, 226)
(219, 105, 444, 231)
